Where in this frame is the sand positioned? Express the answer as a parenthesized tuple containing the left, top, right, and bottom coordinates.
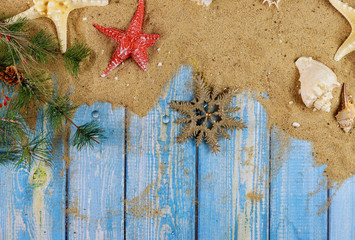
(1, 0, 354, 183)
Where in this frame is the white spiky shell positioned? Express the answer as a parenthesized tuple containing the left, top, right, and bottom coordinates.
(336, 84, 355, 133)
(263, 0, 281, 8)
(295, 57, 340, 112)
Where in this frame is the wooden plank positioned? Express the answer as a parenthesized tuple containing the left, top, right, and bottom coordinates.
(270, 128, 328, 240)
(197, 92, 270, 240)
(0, 166, 34, 240)
(329, 176, 355, 240)
(125, 66, 196, 239)
(68, 103, 125, 239)
(0, 110, 66, 240)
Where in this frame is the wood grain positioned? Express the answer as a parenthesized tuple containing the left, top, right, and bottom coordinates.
(329, 176, 355, 240)
(68, 103, 125, 239)
(197, 92, 270, 240)
(0, 110, 66, 240)
(125, 66, 196, 239)
(270, 128, 328, 240)
(1, 67, 355, 240)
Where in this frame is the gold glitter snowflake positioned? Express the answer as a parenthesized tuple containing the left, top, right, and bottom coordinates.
(169, 71, 246, 154)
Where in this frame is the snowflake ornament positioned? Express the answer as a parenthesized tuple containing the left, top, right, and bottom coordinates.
(169, 71, 246, 154)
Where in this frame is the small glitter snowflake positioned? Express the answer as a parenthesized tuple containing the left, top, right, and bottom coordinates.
(263, 0, 281, 8)
(169, 71, 246, 154)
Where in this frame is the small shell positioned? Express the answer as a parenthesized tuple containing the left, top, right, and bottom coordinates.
(296, 57, 340, 112)
(191, 0, 212, 6)
(336, 84, 355, 133)
(263, 0, 281, 8)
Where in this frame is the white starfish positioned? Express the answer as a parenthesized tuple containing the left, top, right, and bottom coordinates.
(12, 0, 109, 53)
(263, 0, 281, 8)
(330, 0, 355, 61)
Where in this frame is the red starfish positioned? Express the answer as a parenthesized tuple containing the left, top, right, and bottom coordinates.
(93, 0, 160, 77)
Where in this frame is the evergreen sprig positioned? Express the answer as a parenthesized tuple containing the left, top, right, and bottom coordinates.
(0, 110, 26, 142)
(0, 15, 103, 169)
(72, 121, 105, 150)
(29, 30, 58, 63)
(0, 17, 90, 76)
(0, 17, 51, 70)
(46, 95, 77, 132)
(0, 132, 53, 169)
(13, 76, 105, 150)
(64, 43, 91, 77)
(11, 72, 52, 109)
(0, 109, 53, 168)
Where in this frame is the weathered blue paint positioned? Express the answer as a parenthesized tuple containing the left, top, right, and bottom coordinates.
(330, 176, 355, 240)
(68, 103, 125, 239)
(34, 110, 66, 240)
(198, 92, 270, 240)
(270, 128, 328, 240)
(0, 67, 354, 240)
(0, 163, 34, 240)
(0, 110, 66, 240)
(125, 66, 196, 240)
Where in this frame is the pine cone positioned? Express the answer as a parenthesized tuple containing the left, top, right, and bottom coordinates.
(0, 66, 24, 86)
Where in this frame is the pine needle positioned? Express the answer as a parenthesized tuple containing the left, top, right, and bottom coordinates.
(29, 30, 58, 63)
(0, 42, 12, 67)
(7, 133, 53, 169)
(71, 121, 105, 150)
(11, 72, 53, 110)
(45, 95, 77, 133)
(0, 109, 26, 142)
(64, 43, 90, 77)
(6, 17, 28, 33)
(0, 15, 101, 168)
(0, 17, 59, 70)
(0, 116, 53, 169)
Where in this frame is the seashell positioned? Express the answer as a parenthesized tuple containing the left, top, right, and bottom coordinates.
(191, 0, 212, 6)
(295, 57, 340, 112)
(336, 84, 355, 133)
(263, 0, 281, 8)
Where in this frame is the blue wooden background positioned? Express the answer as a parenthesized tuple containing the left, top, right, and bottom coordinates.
(0, 66, 354, 240)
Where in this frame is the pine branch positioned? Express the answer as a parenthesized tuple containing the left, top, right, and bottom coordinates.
(45, 95, 77, 133)
(0, 109, 26, 142)
(13, 133, 52, 169)
(0, 15, 102, 167)
(0, 17, 60, 76)
(0, 42, 12, 67)
(29, 30, 58, 63)
(64, 43, 90, 77)
(71, 120, 105, 150)
(10, 72, 53, 110)
(12, 78, 104, 149)
(6, 17, 28, 33)
(0, 18, 35, 69)
(0, 124, 52, 169)
(45, 95, 104, 148)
